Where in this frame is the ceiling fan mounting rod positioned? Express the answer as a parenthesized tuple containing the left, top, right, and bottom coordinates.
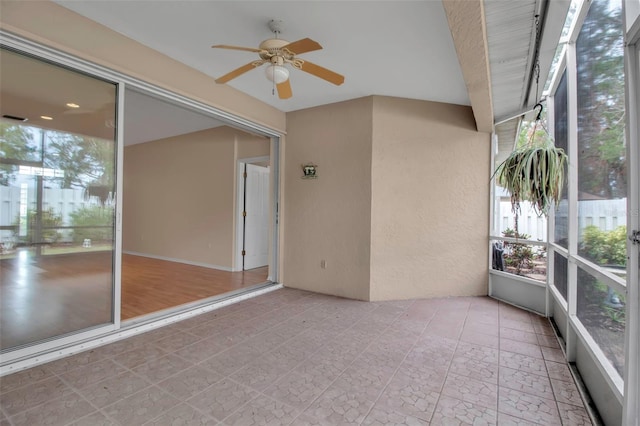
(268, 19, 284, 37)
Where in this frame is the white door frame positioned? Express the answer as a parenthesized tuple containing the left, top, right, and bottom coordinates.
(623, 31, 640, 426)
(235, 156, 270, 272)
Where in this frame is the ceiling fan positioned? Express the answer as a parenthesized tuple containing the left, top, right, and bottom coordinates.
(212, 19, 344, 99)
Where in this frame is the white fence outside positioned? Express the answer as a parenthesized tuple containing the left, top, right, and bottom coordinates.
(0, 186, 102, 243)
(495, 188, 627, 242)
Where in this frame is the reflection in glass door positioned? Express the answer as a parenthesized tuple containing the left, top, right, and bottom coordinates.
(0, 48, 117, 351)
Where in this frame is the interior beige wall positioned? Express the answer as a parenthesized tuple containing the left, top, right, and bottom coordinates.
(283, 97, 373, 300)
(236, 132, 271, 160)
(123, 126, 269, 269)
(370, 96, 490, 300)
(0, 0, 285, 133)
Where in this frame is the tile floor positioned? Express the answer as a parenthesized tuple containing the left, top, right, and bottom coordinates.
(0, 288, 594, 425)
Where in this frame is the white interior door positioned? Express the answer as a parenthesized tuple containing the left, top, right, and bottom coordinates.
(243, 164, 269, 270)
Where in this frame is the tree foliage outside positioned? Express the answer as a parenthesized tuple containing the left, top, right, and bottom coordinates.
(580, 225, 627, 267)
(2, 120, 116, 248)
(69, 205, 115, 243)
(1, 121, 115, 196)
(576, 0, 626, 199)
(0, 122, 40, 186)
(44, 132, 115, 193)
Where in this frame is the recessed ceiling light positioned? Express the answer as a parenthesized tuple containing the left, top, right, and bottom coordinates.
(2, 114, 28, 122)
(66, 103, 80, 108)
(40, 115, 53, 120)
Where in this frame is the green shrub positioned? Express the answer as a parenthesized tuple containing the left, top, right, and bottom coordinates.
(13, 208, 62, 244)
(502, 228, 535, 275)
(580, 225, 627, 266)
(70, 205, 114, 243)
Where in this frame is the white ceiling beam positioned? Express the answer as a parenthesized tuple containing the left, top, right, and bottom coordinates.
(442, 0, 494, 133)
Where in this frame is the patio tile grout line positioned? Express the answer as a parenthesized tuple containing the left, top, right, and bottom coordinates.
(357, 299, 433, 424)
(198, 297, 395, 424)
(182, 292, 331, 423)
(290, 304, 408, 424)
(278, 300, 419, 425)
(424, 301, 473, 424)
(57, 355, 169, 426)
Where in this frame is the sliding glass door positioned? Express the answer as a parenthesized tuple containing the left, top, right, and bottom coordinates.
(0, 47, 118, 351)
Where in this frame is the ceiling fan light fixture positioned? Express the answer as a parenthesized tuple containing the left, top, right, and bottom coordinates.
(265, 64, 289, 84)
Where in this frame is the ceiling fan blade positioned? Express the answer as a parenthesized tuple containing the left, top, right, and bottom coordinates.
(299, 60, 345, 86)
(215, 62, 260, 84)
(211, 44, 264, 53)
(282, 38, 322, 55)
(276, 79, 293, 99)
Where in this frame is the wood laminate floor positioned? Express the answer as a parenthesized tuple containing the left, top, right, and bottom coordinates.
(0, 251, 268, 350)
(121, 254, 269, 320)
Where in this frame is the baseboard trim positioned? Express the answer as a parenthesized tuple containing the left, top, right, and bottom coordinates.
(123, 251, 234, 272)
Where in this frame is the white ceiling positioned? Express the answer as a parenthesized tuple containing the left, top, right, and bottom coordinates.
(124, 89, 225, 146)
(53, 0, 471, 113)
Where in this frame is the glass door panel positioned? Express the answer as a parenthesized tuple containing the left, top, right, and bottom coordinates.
(0, 47, 117, 351)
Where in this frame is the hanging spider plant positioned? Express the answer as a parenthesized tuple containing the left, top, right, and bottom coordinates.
(494, 110, 568, 218)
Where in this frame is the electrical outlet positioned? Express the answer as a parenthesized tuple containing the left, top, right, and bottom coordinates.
(320, 260, 327, 269)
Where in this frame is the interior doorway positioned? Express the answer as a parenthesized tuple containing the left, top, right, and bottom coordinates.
(236, 157, 271, 274)
(120, 89, 274, 321)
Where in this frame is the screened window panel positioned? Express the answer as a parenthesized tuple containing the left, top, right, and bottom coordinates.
(576, 266, 625, 376)
(553, 71, 569, 248)
(575, 0, 627, 277)
(553, 251, 568, 301)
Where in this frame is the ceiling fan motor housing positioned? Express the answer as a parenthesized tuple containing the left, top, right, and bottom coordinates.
(258, 38, 292, 61)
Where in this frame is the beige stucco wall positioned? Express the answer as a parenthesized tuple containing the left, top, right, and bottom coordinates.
(123, 126, 269, 269)
(283, 97, 373, 300)
(0, 0, 285, 133)
(370, 96, 490, 300)
(284, 96, 490, 301)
